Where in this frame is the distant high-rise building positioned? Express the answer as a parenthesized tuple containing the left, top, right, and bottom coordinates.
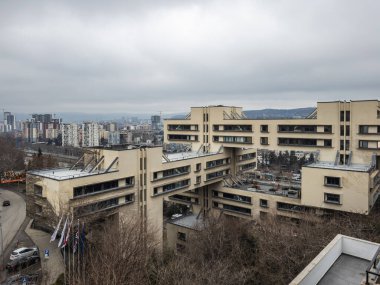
(82, 122, 99, 147)
(108, 131, 120, 146)
(3, 111, 16, 132)
(32, 114, 53, 123)
(151, 115, 161, 130)
(61, 123, 79, 147)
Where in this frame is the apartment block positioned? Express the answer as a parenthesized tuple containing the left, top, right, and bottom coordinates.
(61, 123, 80, 147)
(26, 100, 380, 248)
(82, 122, 99, 147)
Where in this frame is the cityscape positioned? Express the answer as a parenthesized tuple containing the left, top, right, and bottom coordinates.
(1, 1, 380, 285)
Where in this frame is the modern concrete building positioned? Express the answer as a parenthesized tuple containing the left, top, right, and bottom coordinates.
(26, 100, 380, 248)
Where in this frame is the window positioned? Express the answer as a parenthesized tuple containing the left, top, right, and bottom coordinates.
(340, 111, 345, 122)
(277, 202, 305, 212)
(359, 140, 369, 148)
(213, 201, 219, 207)
(340, 125, 344, 136)
(125, 194, 134, 203)
(359, 125, 369, 134)
(73, 179, 119, 197)
(260, 125, 268, 133)
(260, 137, 269, 145)
(346, 111, 350, 121)
(206, 170, 229, 180)
(346, 125, 350, 136)
(125, 177, 134, 186)
(260, 199, 268, 208)
(278, 138, 317, 146)
(324, 193, 341, 204)
(74, 197, 120, 216)
(195, 176, 201, 184)
(34, 184, 43, 196)
(167, 134, 198, 141)
(223, 204, 251, 215)
(195, 163, 201, 172)
(324, 176, 341, 187)
(241, 162, 256, 170)
(162, 180, 190, 192)
(222, 193, 251, 203)
(240, 153, 256, 160)
(206, 158, 229, 168)
(324, 140, 332, 147)
(324, 125, 332, 133)
(177, 232, 187, 241)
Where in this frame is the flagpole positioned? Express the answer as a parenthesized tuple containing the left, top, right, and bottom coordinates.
(63, 248, 66, 285)
(77, 218, 80, 283)
(67, 216, 71, 285)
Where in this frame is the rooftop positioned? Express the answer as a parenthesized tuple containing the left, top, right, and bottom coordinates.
(163, 151, 219, 163)
(290, 234, 380, 285)
(226, 180, 301, 199)
(306, 161, 373, 172)
(29, 168, 116, 181)
(168, 214, 205, 230)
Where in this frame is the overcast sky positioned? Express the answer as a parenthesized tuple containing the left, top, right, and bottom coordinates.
(0, 0, 379, 114)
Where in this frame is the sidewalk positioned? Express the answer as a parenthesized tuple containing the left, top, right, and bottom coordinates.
(25, 220, 64, 285)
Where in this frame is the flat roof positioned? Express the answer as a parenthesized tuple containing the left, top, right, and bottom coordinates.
(163, 151, 219, 162)
(317, 254, 369, 285)
(305, 161, 372, 172)
(168, 214, 205, 230)
(290, 235, 380, 285)
(29, 168, 116, 181)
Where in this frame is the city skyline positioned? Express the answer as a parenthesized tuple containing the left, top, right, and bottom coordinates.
(1, 0, 380, 113)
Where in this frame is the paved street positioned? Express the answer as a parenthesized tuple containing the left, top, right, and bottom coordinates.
(0, 188, 26, 250)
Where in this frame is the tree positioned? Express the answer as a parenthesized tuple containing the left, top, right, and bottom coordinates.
(0, 134, 25, 177)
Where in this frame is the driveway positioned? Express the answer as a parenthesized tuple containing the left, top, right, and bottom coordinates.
(0, 188, 26, 250)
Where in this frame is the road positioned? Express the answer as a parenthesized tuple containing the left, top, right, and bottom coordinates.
(0, 189, 26, 250)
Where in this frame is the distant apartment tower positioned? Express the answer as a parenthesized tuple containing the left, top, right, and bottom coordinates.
(151, 115, 161, 130)
(32, 114, 52, 123)
(22, 121, 39, 143)
(61, 123, 79, 147)
(3, 111, 16, 132)
(82, 122, 99, 147)
(108, 131, 120, 145)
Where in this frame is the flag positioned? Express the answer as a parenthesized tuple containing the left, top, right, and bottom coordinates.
(62, 217, 72, 248)
(79, 222, 85, 255)
(73, 221, 79, 253)
(50, 215, 63, 242)
(58, 216, 68, 248)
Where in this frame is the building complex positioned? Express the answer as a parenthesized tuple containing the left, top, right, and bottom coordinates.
(26, 100, 380, 247)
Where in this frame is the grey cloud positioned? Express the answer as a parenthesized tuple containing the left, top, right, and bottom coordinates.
(0, 0, 380, 114)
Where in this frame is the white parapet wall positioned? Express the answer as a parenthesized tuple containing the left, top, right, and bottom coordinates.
(290, 234, 380, 285)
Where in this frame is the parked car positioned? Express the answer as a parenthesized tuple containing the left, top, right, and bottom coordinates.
(3, 200, 10, 206)
(6, 255, 40, 272)
(9, 247, 39, 261)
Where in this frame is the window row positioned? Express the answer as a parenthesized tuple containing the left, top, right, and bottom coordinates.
(153, 166, 190, 180)
(73, 194, 134, 216)
(206, 169, 230, 181)
(213, 136, 252, 144)
(278, 138, 332, 147)
(206, 158, 230, 169)
(167, 124, 198, 131)
(213, 125, 252, 132)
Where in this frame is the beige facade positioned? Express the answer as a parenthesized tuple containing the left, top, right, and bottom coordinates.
(27, 100, 380, 248)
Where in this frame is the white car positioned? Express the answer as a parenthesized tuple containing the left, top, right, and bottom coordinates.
(10, 247, 39, 261)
